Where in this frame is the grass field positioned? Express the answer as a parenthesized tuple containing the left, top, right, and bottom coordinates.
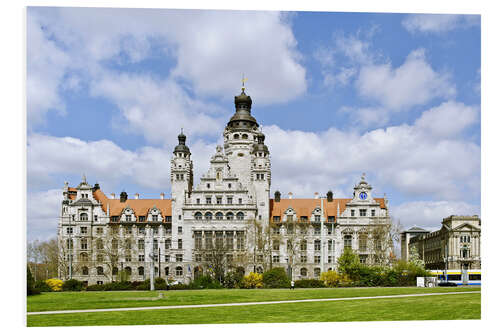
(27, 287, 481, 326)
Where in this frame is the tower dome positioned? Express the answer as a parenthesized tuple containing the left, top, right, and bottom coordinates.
(173, 130, 190, 154)
(226, 89, 258, 130)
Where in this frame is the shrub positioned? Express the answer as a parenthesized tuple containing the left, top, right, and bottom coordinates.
(337, 248, 361, 279)
(169, 283, 189, 290)
(27, 267, 40, 295)
(320, 271, 351, 287)
(294, 279, 325, 288)
(262, 267, 290, 288)
(86, 284, 106, 291)
(45, 278, 63, 291)
(189, 275, 223, 289)
(224, 270, 245, 289)
(62, 279, 84, 291)
(241, 272, 263, 289)
(155, 277, 167, 290)
(34, 280, 52, 292)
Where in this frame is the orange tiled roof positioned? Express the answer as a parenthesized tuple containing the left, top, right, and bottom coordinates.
(92, 189, 172, 218)
(67, 187, 78, 200)
(270, 197, 387, 219)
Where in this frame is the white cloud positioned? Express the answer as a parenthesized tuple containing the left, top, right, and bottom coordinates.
(27, 133, 172, 191)
(264, 100, 479, 201)
(391, 201, 480, 229)
(27, 7, 307, 131)
(415, 101, 479, 138)
(27, 189, 62, 241)
(356, 49, 456, 110)
(27, 10, 71, 128)
(90, 71, 226, 145)
(402, 14, 480, 34)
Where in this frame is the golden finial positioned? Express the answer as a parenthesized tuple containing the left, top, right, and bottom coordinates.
(241, 73, 247, 92)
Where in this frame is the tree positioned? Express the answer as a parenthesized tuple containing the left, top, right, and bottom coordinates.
(246, 219, 274, 272)
(337, 247, 361, 278)
(365, 216, 401, 266)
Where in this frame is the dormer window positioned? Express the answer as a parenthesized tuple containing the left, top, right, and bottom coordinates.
(152, 215, 158, 222)
(125, 215, 131, 222)
(80, 213, 88, 221)
(314, 215, 321, 223)
(139, 216, 145, 222)
(360, 209, 367, 217)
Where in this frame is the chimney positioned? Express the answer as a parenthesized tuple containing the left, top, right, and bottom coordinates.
(327, 190, 333, 202)
(135, 193, 139, 200)
(288, 192, 293, 199)
(274, 190, 281, 202)
(110, 193, 116, 199)
(120, 191, 128, 202)
(314, 192, 319, 199)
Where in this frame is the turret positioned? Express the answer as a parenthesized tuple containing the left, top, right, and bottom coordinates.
(171, 130, 193, 204)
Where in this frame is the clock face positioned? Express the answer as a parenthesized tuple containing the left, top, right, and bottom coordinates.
(359, 192, 367, 200)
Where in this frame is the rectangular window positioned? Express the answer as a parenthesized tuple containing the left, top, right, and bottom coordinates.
(257, 255, 264, 263)
(176, 254, 183, 262)
(126, 226, 132, 234)
(351, 210, 355, 217)
(139, 216, 145, 222)
(300, 255, 307, 263)
(178, 226, 182, 234)
(153, 227, 158, 235)
(94, 215, 98, 221)
(96, 227, 103, 234)
(273, 239, 280, 251)
(273, 216, 280, 222)
(165, 224, 172, 234)
(111, 216, 119, 222)
(238, 198, 243, 204)
(226, 232, 234, 250)
(153, 239, 158, 249)
(272, 227, 280, 235)
(178, 239, 182, 250)
(314, 255, 321, 264)
(315, 215, 321, 222)
(125, 255, 131, 262)
(80, 226, 87, 234)
(328, 256, 332, 263)
(138, 254, 145, 262)
(328, 216, 335, 223)
(327, 225, 333, 235)
(126, 215, 132, 222)
(196, 198, 201, 204)
(164, 255, 170, 262)
(194, 232, 202, 249)
(206, 197, 212, 205)
(139, 227, 145, 235)
(314, 240, 321, 251)
(165, 239, 171, 249)
(227, 197, 233, 204)
(328, 240, 334, 251)
(237, 231, 245, 250)
(205, 232, 213, 250)
(152, 215, 158, 222)
(67, 227, 73, 234)
(216, 197, 222, 204)
(314, 226, 321, 235)
(371, 210, 376, 217)
(195, 254, 202, 262)
(165, 216, 172, 222)
(80, 238, 87, 250)
(272, 255, 280, 263)
(360, 209, 367, 217)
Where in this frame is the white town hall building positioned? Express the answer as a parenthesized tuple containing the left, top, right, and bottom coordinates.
(58, 87, 392, 285)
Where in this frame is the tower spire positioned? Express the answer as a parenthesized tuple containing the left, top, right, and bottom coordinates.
(241, 73, 247, 93)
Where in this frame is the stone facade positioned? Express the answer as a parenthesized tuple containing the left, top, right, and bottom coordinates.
(407, 215, 481, 271)
(58, 88, 392, 285)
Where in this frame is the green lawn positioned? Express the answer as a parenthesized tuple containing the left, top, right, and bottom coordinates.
(27, 292, 480, 326)
(27, 286, 480, 312)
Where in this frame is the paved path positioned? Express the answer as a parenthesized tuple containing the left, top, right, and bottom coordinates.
(27, 291, 480, 316)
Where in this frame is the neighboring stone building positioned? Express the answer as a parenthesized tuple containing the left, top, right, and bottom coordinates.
(406, 215, 481, 272)
(400, 226, 430, 262)
(58, 87, 393, 285)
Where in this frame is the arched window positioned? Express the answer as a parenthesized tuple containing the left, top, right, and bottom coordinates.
(112, 267, 118, 275)
(242, 134, 248, 139)
(314, 268, 321, 278)
(194, 212, 202, 220)
(82, 266, 89, 275)
(80, 213, 88, 221)
(176, 266, 183, 276)
(234, 134, 240, 140)
(300, 267, 308, 277)
(236, 212, 244, 220)
(205, 212, 213, 220)
(344, 235, 352, 249)
(125, 267, 132, 276)
(215, 212, 223, 220)
(226, 212, 234, 220)
(138, 266, 144, 276)
(256, 266, 263, 274)
(79, 252, 88, 261)
(97, 266, 104, 276)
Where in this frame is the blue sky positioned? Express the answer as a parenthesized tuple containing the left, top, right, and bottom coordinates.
(27, 7, 481, 240)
